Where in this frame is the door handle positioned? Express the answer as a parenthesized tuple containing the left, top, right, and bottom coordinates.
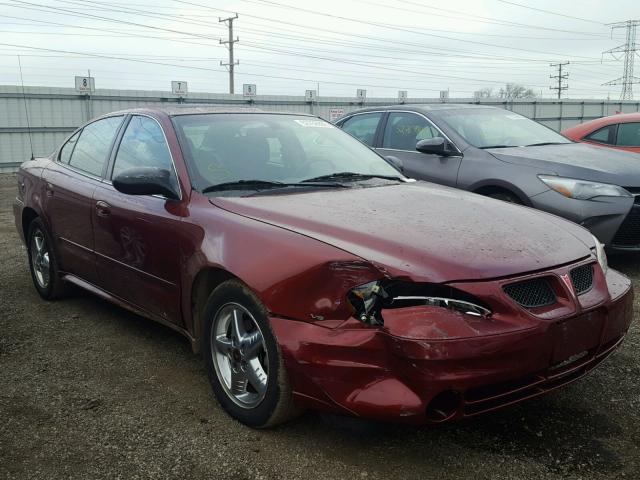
(95, 200, 111, 218)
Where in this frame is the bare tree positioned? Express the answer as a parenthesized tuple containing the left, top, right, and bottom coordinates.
(498, 83, 537, 99)
(474, 87, 494, 99)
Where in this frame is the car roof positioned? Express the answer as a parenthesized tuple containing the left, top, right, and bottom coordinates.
(104, 105, 316, 117)
(562, 112, 640, 135)
(343, 104, 502, 115)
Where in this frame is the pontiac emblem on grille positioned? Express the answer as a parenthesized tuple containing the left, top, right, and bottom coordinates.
(560, 273, 573, 293)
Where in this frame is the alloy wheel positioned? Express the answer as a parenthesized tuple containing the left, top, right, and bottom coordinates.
(30, 229, 50, 289)
(210, 303, 269, 409)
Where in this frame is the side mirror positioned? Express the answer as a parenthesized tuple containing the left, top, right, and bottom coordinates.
(416, 137, 454, 156)
(384, 155, 404, 173)
(113, 167, 179, 200)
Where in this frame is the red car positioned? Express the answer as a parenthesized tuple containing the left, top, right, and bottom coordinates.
(562, 112, 640, 153)
(13, 107, 633, 427)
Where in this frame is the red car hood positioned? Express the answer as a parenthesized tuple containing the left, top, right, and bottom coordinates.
(212, 182, 593, 282)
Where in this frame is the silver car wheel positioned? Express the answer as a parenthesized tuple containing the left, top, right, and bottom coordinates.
(210, 303, 269, 409)
(30, 229, 50, 289)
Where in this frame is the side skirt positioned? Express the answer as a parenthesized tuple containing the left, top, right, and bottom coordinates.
(62, 273, 197, 351)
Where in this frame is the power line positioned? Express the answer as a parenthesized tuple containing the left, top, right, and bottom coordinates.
(495, 1, 605, 25)
(237, 0, 602, 60)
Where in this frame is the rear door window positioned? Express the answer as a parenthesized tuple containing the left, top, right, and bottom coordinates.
(59, 131, 80, 164)
(616, 123, 640, 147)
(585, 125, 614, 145)
(341, 113, 382, 146)
(68, 116, 124, 177)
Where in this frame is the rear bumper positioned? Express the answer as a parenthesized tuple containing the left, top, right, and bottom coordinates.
(271, 268, 633, 424)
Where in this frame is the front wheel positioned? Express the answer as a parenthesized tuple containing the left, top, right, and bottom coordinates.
(486, 191, 522, 204)
(202, 280, 299, 428)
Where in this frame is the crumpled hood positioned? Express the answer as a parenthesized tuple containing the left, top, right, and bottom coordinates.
(212, 182, 594, 283)
(489, 142, 640, 186)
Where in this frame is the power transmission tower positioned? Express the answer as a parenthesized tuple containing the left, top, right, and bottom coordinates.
(549, 62, 569, 99)
(602, 19, 640, 100)
(219, 14, 239, 94)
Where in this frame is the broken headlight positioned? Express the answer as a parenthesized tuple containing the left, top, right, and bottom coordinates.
(348, 280, 491, 326)
(593, 234, 608, 276)
(348, 280, 388, 325)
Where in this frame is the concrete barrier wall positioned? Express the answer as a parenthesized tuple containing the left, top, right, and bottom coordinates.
(1, 84, 639, 172)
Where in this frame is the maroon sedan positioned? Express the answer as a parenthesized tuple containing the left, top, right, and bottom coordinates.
(13, 107, 633, 427)
(562, 112, 640, 154)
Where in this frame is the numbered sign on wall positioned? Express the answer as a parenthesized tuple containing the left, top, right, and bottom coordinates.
(356, 89, 367, 100)
(243, 84, 257, 97)
(171, 81, 188, 96)
(74, 76, 95, 94)
(305, 90, 317, 102)
(398, 90, 408, 103)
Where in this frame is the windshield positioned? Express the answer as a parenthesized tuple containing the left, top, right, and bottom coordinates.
(439, 108, 572, 149)
(172, 113, 402, 193)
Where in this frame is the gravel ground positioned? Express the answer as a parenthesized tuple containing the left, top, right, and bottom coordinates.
(0, 172, 639, 480)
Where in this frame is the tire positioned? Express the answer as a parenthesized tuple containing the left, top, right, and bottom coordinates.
(202, 279, 299, 428)
(486, 191, 522, 204)
(26, 217, 67, 300)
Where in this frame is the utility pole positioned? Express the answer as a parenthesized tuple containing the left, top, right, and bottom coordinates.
(219, 14, 239, 94)
(603, 19, 640, 100)
(549, 62, 569, 99)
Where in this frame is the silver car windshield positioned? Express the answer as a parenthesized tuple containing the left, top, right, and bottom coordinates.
(440, 109, 572, 149)
(172, 113, 401, 191)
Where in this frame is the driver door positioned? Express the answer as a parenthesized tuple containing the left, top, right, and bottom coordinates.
(376, 111, 462, 187)
(92, 115, 184, 325)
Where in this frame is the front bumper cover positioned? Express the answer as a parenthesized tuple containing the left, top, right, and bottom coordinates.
(270, 267, 633, 424)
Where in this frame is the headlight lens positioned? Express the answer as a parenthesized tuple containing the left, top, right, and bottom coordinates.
(539, 175, 631, 200)
(593, 234, 608, 276)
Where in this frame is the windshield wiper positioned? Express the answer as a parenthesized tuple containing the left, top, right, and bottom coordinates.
(201, 179, 347, 193)
(302, 172, 404, 183)
(478, 145, 515, 149)
(524, 141, 569, 147)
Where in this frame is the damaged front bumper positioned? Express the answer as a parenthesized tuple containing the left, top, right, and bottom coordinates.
(270, 266, 633, 424)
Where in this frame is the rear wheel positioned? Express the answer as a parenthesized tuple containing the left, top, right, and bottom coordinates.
(27, 218, 66, 300)
(203, 280, 299, 428)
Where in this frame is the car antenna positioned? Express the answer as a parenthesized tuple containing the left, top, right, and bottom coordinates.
(18, 55, 35, 161)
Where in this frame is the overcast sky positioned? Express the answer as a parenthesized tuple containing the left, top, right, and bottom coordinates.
(0, 0, 638, 99)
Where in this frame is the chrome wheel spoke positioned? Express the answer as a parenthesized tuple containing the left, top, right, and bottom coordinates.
(230, 367, 248, 395)
(214, 334, 233, 356)
(230, 308, 246, 344)
(246, 358, 268, 395)
(241, 330, 264, 359)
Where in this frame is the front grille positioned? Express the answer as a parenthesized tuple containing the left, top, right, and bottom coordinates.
(570, 264, 594, 295)
(503, 277, 556, 308)
(612, 204, 640, 247)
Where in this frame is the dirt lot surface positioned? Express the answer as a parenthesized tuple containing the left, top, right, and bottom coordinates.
(1, 172, 639, 480)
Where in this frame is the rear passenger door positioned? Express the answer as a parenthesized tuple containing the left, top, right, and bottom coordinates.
(377, 111, 462, 186)
(42, 116, 124, 284)
(92, 115, 184, 325)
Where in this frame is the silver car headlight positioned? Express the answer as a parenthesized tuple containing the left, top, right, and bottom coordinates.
(592, 234, 608, 276)
(538, 175, 631, 200)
